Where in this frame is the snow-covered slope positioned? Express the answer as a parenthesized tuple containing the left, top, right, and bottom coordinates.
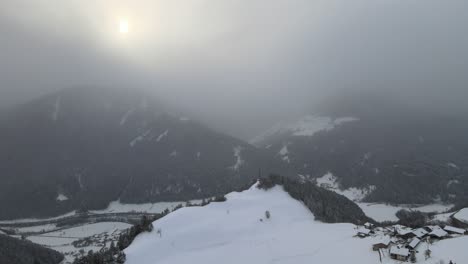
(315, 173, 453, 222)
(315, 172, 376, 202)
(358, 203, 453, 222)
(252, 111, 468, 206)
(125, 183, 374, 264)
(124, 183, 468, 264)
(250, 115, 358, 145)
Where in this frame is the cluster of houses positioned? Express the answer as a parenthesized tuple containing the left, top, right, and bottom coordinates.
(356, 222, 467, 262)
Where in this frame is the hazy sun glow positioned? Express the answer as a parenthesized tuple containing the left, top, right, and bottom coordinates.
(119, 19, 129, 34)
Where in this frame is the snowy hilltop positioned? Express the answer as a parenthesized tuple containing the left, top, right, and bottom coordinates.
(123, 180, 468, 264)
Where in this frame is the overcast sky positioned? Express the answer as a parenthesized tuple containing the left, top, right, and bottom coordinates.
(1, 1, 467, 139)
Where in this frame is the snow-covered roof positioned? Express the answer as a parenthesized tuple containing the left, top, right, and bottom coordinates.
(394, 225, 412, 236)
(390, 246, 409, 256)
(429, 228, 448, 238)
(373, 236, 391, 246)
(411, 228, 428, 238)
(424, 225, 439, 231)
(444, 225, 465, 234)
(454, 208, 468, 224)
(408, 238, 420, 249)
(357, 227, 371, 235)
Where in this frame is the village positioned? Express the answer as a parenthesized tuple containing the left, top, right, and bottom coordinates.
(355, 208, 468, 263)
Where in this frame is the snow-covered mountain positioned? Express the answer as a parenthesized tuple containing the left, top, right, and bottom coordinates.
(124, 180, 468, 264)
(250, 115, 359, 146)
(0, 87, 288, 220)
(252, 111, 468, 206)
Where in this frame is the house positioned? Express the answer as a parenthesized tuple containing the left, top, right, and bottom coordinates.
(411, 228, 428, 239)
(390, 246, 410, 261)
(372, 237, 391, 251)
(428, 227, 448, 239)
(364, 222, 375, 229)
(407, 238, 420, 250)
(452, 208, 468, 228)
(357, 228, 371, 238)
(443, 225, 465, 235)
(393, 225, 416, 239)
(398, 230, 416, 240)
(424, 225, 441, 232)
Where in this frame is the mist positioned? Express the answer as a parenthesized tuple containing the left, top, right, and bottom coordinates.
(1, 0, 467, 140)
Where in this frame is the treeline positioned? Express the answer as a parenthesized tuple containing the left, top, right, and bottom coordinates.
(0, 234, 64, 264)
(395, 209, 429, 228)
(258, 174, 372, 225)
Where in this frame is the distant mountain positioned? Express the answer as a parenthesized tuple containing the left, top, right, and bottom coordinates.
(252, 108, 468, 205)
(0, 87, 288, 220)
(0, 234, 64, 264)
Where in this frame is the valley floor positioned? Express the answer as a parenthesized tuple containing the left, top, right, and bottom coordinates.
(0, 199, 204, 263)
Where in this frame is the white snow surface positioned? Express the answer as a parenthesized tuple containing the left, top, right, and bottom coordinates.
(453, 208, 468, 224)
(0, 211, 77, 224)
(28, 222, 130, 243)
(119, 108, 134, 125)
(156, 129, 169, 142)
(315, 173, 452, 222)
(230, 146, 244, 170)
(90, 199, 206, 214)
(56, 193, 69, 201)
(278, 144, 290, 163)
(125, 184, 468, 264)
(250, 115, 358, 144)
(16, 224, 57, 233)
(129, 129, 152, 147)
(125, 184, 372, 264)
(315, 173, 375, 202)
(431, 212, 453, 223)
(27, 222, 131, 263)
(358, 203, 454, 222)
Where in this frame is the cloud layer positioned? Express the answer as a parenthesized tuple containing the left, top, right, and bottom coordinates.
(1, 1, 467, 138)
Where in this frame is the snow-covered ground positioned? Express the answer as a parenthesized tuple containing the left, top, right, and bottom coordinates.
(124, 183, 466, 264)
(90, 199, 205, 214)
(56, 193, 69, 201)
(27, 222, 131, 263)
(1, 199, 203, 225)
(314, 173, 453, 222)
(315, 172, 376, 202)
(250, 115, 359, 145)
(431, 212, 453, 223)
(16, 223, 57, 233)
(357, 203, 453, 222)
(0, 211, 77, 224)
(230, 146, 244, 170)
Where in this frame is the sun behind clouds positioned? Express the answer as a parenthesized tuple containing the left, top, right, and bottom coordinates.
(119, 19, 129, 34)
